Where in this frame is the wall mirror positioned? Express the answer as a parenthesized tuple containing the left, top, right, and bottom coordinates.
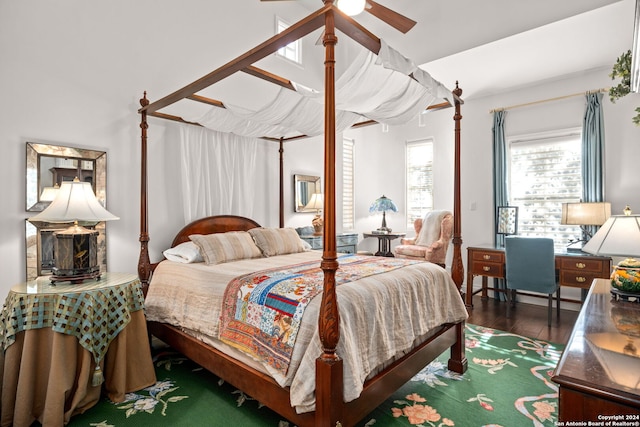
(25, 142, 108, 281)
(294, 174, 321, 212)
(26, 142, 106, 212)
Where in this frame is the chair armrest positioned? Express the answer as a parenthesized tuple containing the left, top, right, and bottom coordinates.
(400, 237, 416, 245)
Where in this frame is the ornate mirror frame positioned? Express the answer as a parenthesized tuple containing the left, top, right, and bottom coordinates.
(293, 174, 321, 213)
(26, 142, 106, 211)
(25, 142, 108, 281)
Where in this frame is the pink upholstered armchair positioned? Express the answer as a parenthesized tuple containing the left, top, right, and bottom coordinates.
(395, 210, 453, 268)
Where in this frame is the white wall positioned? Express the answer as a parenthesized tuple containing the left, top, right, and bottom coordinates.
(1, 1, 639, 305)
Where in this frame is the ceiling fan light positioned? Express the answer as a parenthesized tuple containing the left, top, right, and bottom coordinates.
(337, 0, 366, 16)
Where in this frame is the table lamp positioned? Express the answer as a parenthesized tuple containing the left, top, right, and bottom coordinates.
(561, 202, 611, 251)
(29, 178, 119, 284)
(582, 206, 640, 298)
(304, 193, 324, 236)
(369, 195, 398, 233)
(39, 183, 60, 203)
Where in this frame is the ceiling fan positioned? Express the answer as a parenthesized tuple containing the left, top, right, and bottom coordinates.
(260, 0, 417, 33)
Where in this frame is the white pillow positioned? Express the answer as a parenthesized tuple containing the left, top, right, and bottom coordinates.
(163, 241, 204, 264)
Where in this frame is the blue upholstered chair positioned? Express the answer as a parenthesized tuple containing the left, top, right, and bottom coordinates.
(505, 236, 560, 326)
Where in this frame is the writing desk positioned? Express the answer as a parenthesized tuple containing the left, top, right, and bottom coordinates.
(466, 246, 611, 307)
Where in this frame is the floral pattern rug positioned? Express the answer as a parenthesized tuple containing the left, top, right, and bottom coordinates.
(68, 324, 563, 427)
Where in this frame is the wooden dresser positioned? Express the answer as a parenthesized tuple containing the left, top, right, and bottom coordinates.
(466, 246, 611, 307)
(552, 278, 640, 421)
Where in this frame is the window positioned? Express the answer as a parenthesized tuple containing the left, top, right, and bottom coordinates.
(342, 138, 355, 230)
(508, 129, 582, 250)
(275, 17, 301, 64)
(406, 139, 434, 228)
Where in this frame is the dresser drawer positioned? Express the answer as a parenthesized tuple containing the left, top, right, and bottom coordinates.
(472, 250, 505, 264)
(337, 233, 358, 247)
(470, 261, 504, 278)
(557, 257, 607, 273)
(558, 271, 602, 288)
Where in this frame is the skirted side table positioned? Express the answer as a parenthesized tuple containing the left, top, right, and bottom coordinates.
(0, 272, 157, 427)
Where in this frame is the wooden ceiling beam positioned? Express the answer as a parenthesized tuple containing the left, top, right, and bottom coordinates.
(141, 6, 328, 114)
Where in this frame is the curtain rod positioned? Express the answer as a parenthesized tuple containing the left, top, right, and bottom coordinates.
(489, 87, 609, 114)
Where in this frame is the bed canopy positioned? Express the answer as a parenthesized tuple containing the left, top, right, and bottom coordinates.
(138, 2, 465, 425)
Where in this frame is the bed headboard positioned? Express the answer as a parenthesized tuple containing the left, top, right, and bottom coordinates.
(170, 215, 261, 247)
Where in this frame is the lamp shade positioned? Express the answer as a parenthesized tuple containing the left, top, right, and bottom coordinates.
(582, 213, 640, 257)
(30, 180, 119, 223)
(304, 193, 324, 212)
(369, 195, 398, 214)
(561, 202, 611, 225)
(39, 184, 60, 202)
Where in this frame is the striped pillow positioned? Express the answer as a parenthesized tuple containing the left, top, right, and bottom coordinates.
(189, 231, 263, 265)
(248, 227, 306, 257)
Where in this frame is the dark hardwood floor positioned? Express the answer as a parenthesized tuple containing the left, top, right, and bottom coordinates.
(466, 293, 580, 345)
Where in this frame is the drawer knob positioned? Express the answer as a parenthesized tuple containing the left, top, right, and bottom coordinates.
(576, 276, 586, 283)
(483, 266, 490, 272)
(483, 255, 491, 260)
(576, 263, 586, 269)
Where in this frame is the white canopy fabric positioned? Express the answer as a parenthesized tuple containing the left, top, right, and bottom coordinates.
(182, 40, 452, 139)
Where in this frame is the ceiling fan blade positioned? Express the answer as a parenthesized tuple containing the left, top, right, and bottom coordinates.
(365, 0, 417, 33)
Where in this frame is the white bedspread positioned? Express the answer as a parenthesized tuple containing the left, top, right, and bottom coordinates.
(145, 252, 468, 413)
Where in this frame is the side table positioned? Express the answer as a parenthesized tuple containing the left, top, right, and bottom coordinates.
(0, 272, 157, 427)
(363, 232, 406, 257)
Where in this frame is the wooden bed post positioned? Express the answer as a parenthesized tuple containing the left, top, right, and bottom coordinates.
(279, 137, 285, 228)
(138, 92, 151, 293)
(316, 3, 343, 427)
(450, 83, 465, 293)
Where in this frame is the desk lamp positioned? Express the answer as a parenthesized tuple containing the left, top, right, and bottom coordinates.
(29, 178, 119, 284)
(561, 202, 611, 251)
(582, 206, 640, 298)
(369, 195, 398, 233)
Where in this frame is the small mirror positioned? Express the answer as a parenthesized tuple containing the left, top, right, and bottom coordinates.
(294, 174, 321, 212)
(26, 142, 106, 212)
(497, 206, 519, 235)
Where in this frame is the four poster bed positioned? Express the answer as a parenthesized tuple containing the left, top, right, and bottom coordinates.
(137, 3, 467, 426)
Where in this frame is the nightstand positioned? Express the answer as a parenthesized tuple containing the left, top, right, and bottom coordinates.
(299, 233, 359, 253)
(362, 232, 406, 257)
(0, 273, 157, 425)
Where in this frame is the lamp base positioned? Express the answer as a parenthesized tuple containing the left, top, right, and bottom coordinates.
(50, 268, 101, 285)
(565, 240, 586, 252)
(312, 215, 324, 236)
(51, 224, 100, 285)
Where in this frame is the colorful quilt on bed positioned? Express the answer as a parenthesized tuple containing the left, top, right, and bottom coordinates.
(218, 254, 422, 375)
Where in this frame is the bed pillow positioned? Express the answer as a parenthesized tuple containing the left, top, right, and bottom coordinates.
(163, 241, 204, 264)
(189, 231, 263, 265)
(248, 227, 306, 257)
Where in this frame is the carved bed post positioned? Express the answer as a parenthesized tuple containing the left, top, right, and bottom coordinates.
(316, 3, 343, 426)
(279, 137, 284, 228)
(138, 92, 151, 293)
(450, 82, 464, 293)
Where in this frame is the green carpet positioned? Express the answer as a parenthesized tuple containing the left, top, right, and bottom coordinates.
(68, 324, 563, 426)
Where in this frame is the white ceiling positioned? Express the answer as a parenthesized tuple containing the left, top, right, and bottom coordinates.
(294, 0, 634, 99)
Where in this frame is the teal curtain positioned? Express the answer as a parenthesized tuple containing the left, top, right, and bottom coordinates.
(493, 111, 508, 248)
(492, 111, 508, 300)
(582, 93, 605, 236)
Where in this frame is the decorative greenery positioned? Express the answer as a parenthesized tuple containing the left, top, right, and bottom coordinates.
(609, 49, 640, 126)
